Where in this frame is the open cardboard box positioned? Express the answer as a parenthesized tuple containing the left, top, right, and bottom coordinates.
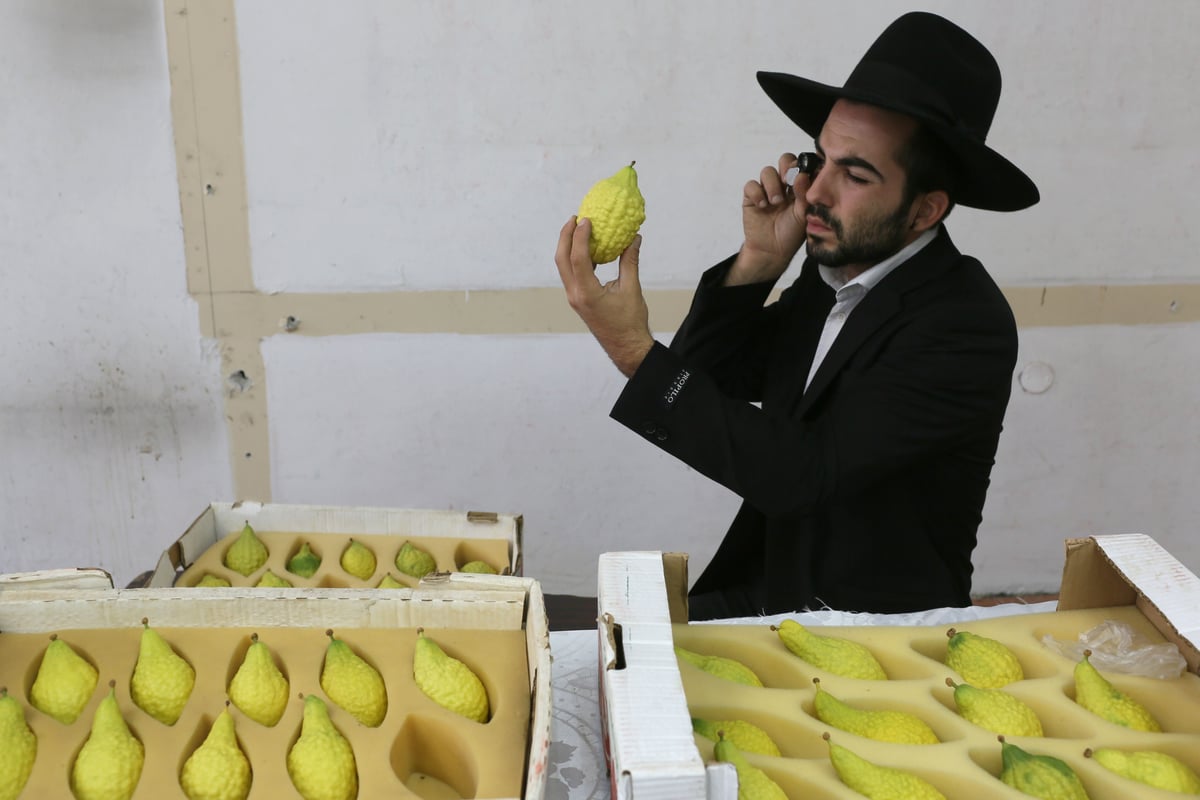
(596, 535, 1200, 800)
(148, 502, 524, 588)
(0, 571, 551, 799)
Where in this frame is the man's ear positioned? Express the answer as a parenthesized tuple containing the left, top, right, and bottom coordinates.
(910, 189, 950, 232)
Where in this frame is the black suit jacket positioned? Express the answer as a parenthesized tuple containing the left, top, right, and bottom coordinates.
(610, 227, 1017, 618)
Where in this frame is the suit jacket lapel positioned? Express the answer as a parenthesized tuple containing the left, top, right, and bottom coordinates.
(794, 228, 961, 416)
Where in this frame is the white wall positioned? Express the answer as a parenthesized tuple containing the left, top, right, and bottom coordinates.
(3, 1, 1198, 596)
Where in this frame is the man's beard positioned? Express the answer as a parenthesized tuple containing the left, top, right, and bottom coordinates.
(806, 199, 912, 268)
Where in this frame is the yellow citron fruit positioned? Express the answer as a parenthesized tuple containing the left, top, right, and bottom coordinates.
(0, 687, 37, 800)
(255, 569, 292, 588)
(320, 630, 387, 728)
(196, 574, 231, 588)
(1085, 746, 1200, 794)
(714, 733, 788, 800)
(30, 634, 99, 725)
(395, 541, 436, 580)
(179, 706, 252, 800)
(825, 733, 947, 800)
(692, 717, 781, 757)
(130, 618, 196, 726)
(999, 737, 1089, 800)
(675, 645, 764, 688)
(1074, 649, 1161, 732)
(287, 541, 322, 579)
(774, 619, 887, 680)
(813, 678, 938, 745)
(228, 633, 290, 727)
(71, 681, 145, 800)
(576, 161, 646, 264)
(945, 627, 1024, 688)
(459, 560, 498, 575)
(339, 539, 377, 581)
(376, 573, 405, 589)
(223, 522, 269, 577)
(413, 628, 490, 723)
(947, 677, 1043, 738)
(287, 694, 358, 800)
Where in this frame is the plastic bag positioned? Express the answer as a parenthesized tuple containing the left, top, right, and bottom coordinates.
(1041, 619, 1187, 680)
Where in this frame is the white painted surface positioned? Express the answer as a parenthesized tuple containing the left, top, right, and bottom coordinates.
(2, 1, 1199, 597)
(0, 1, 232, 587)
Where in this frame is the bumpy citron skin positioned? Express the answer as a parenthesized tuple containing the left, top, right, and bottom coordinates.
(774, 619, 887, 680)
(714, 734, 788, 800)
(376, 573, 406, 589)
(287, 542, 322, 579)
(196, 574, 231, 588)
(1073, 650, 1161, 732)
(255, 569, 293, 588)
(675, 646, 764, 688)
(825, 733, 947, 800)
(339, 539, 377, 581)
(692, 717, 781, 757)
(0, 687, 37, 800)
(29, 635, 99, 725)
(394, 541, 436, 580)
(945, 628, 1024, 688)
(179, 707, 252, 800)
(813, 679, 939, 745)
(287, 695, 358, 800)
(576, 162, 646, 264)
(1086, 747, 1200, 794)
(320, 630, 388, 728)
(413, 629, 490, 723)
(948, 677, 1043, 737)
(228, 634, 290, 728)
(223, 522, 269, 577)
(999, 738, 1089, 800)
(459, 560, 498, 575)
(71, 684, 145, 800)
(130, 619, 196, 726)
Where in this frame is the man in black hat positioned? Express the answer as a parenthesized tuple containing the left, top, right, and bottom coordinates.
(555, 12, 1038, 619)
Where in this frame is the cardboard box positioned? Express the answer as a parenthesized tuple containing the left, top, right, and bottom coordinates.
(149, 501, 523, 588)
(597, 536, 1200, 799)
(0, 571, 551, 799)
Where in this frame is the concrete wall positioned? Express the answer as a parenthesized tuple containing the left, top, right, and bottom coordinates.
(3, 0, 1198, 596)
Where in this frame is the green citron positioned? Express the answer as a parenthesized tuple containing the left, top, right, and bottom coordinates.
(576, 161, 646, 264)
(459, 560, 498, 574)
(339, 539, 377, 581)
(255, 569, 292, 588)
(812, 678, 938, 745)
(287, 542, 322, 579)
(130, 618, 196, 725)
(713, 733, 788, 800)
(395, 541, 436, 579)
(376, 573, 405, 589)
(287, 694, 358, 800)
(1074, 650, 1161, 732)
(692, 717, 781, 757)
(945, 627, 1024, 688)
(774, 619, 887, 680)
(413, 629, 489, 723)
(948, 677, 1043, 737)
(196, 574, 231, 588)
(29, 634, 99, 724)
(999, 738, 1089, 800)
(179, 707, 252, 800)
(675, 646, 764, 688)
(0, 687, 37, 800)
(71, 682, 145, 800)
(228, 633, 290, 727)
(320, 630, 388, 728)
(1086, 747, 1200, 794)
(825, 733, 947, 800)
(222, 522, 269, 577)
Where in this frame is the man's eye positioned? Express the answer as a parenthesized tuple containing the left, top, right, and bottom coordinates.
(846, 172, 869, 185)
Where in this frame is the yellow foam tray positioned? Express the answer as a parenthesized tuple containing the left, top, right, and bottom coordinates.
(0, 573, 551, 799)
(149, 503, 523, 588)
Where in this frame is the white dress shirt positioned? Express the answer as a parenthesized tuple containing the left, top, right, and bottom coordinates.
(804, 227, 938, 392)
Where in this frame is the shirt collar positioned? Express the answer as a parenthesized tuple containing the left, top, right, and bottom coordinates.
(818, 227, 939, 294)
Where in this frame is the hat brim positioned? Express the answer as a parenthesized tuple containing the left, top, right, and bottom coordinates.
(757, 71, 1039, 212)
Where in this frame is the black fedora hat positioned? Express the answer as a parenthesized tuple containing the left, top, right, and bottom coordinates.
(758, 11, 1038, 211)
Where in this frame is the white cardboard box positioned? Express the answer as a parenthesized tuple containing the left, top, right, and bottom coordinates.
(597, 535, 1200, 800)
(148, 501, 524, 587)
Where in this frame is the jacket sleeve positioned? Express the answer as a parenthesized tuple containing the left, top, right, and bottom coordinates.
(611, 293, 1017, 518)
